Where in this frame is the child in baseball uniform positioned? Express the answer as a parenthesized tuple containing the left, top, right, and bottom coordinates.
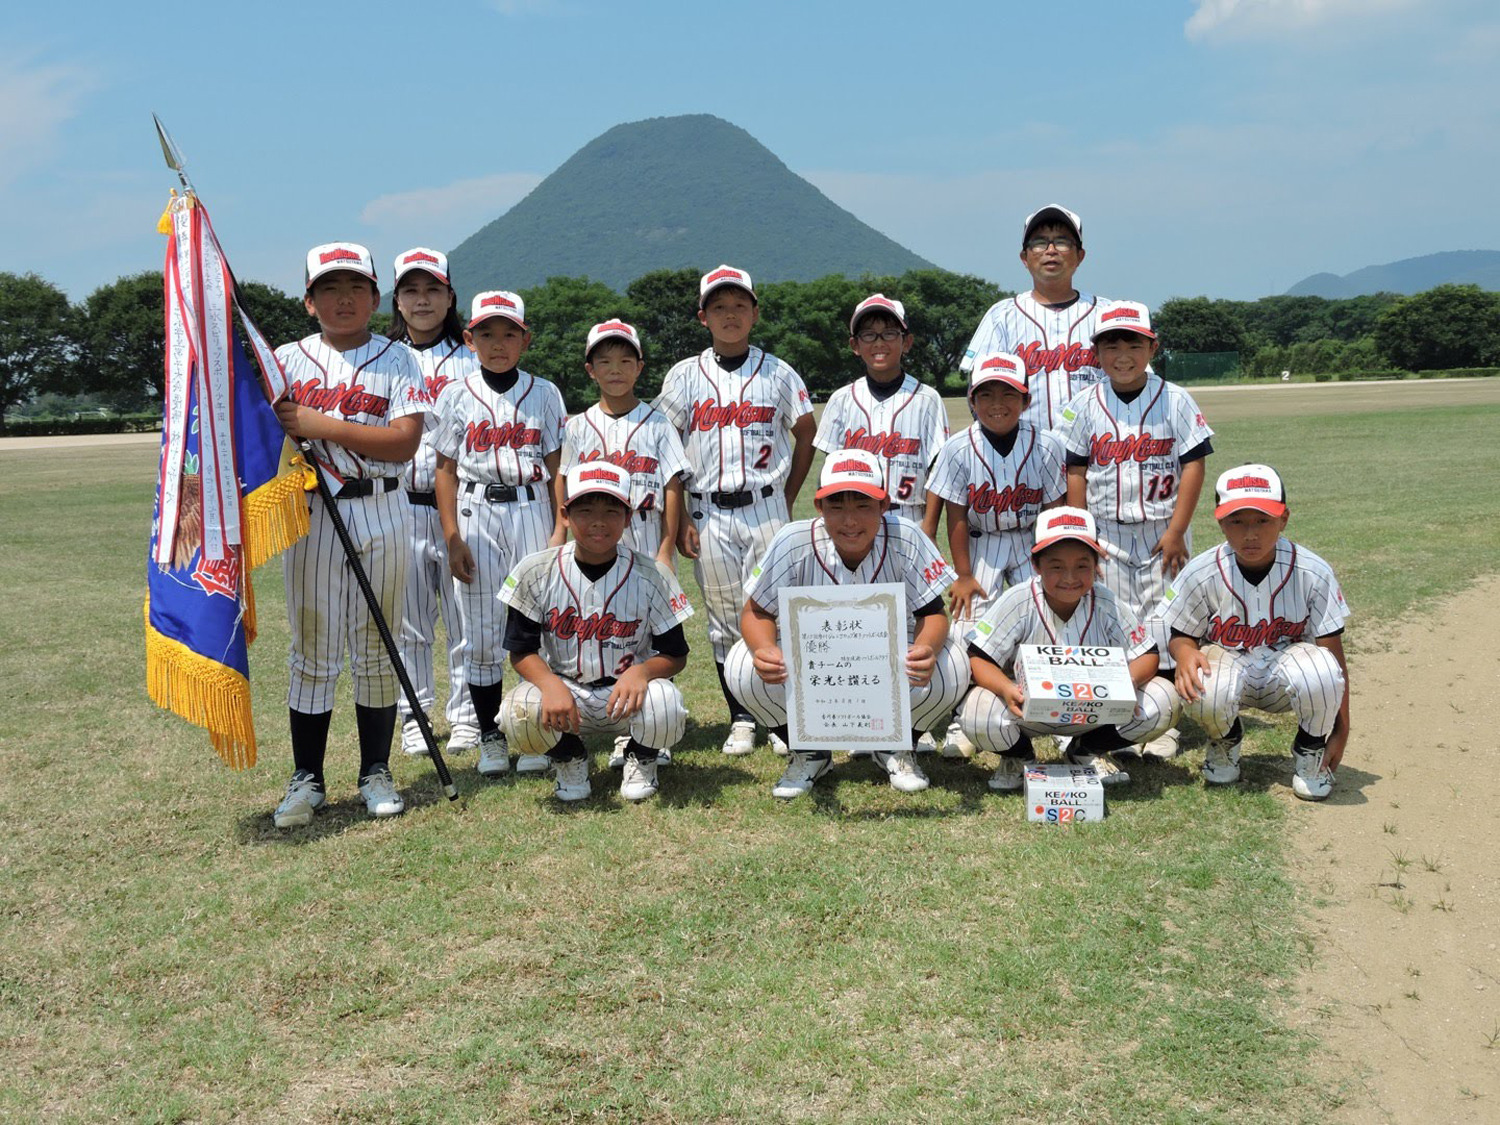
(959, 204, 1110, 434)
(926, 351, 1067, 755)
(432, 291, 567, 780)
(814, 294, 949, 537)
(959, 506, 1179, 790)
(1060, 300, 1213, 758)
(388, 248, 480, 759)
(499, 465, 693, 802)
(1160, 465, 1350, 800)
(724, 449, 971, 798)
(271, 242, 428, 828)
(655, 265, 816, 758)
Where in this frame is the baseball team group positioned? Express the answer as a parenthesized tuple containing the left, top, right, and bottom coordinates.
(265, 203, 1351, 828)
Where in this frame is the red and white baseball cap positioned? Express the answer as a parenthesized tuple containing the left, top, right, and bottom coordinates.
(1214, 464, 1288, 519)
(1032, 506, 1103, 556)
(1023, 204, 1083, 244)
(1091, 300, 1156, 341)
(968, 351, 1029, 397)
(392, 247, 450, 287)
(305, 242, 377, 288)
(566, 464, 633, 508)
(468, 290, 527, 331)
(585, 319, 643, 359)
(699, 264, 755, 308)
(850, 293, 908, 334)
(815, 448, 888, 502)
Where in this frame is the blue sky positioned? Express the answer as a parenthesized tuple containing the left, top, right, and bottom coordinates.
(4, 0, 1496, 307)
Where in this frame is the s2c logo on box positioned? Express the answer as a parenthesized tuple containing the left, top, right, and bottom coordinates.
(1034, 806, 1091, 822)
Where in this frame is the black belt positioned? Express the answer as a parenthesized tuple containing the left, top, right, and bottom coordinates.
(406, 489, 436, 508)
(336, 478, 399, 498)
(694, 484, 775, 509)
(583, 676, 619, 689)
(463, 481, 539, 504)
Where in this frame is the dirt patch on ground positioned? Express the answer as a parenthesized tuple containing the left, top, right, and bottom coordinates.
(1291, 576, 1500, 1121)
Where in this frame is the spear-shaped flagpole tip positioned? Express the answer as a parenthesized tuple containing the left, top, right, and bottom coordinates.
(153, 113, 192, 190)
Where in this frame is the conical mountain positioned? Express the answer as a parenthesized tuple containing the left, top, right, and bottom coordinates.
(447, 114, 935, 294)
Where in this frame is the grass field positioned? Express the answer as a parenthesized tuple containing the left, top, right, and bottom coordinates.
(1, 386, 1495, 1122)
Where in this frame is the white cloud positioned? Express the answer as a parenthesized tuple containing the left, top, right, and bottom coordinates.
(1185, 0, 1422, 42)
(0, 52, 95, 188)
(359, 172, 544, 250)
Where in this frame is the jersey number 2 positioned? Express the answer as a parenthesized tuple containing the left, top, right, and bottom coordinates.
(753, 444, 772, 470)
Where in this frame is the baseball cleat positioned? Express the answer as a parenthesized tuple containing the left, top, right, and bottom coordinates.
(1201, 735, 1243, 786)
(620, 754, 659, 801)
(772, 752, 831, 799)
(1139, 726, 1182, 760)
(273, 771, 326, 828)
(1064, 748, 1129, 785)
(515, 753, 552, 775)
(446, 722, 481, 755)
(988, 757, 1026, 792)
(874, 748, 929, 793)
(768, 731, 790, 757)
(721, 719, 756, 757)
(608, 734, 631, 769)
(940, 720, 974, 759)
(401, 716, 429, 757)
(914, 731, 939, 755)
(1292, 745, 1334, 801)
(552, 757, 591, 802)
(477, 731, 510, 777)
(358, 766, 405, 818)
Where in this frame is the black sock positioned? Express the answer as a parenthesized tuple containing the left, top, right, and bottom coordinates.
(468, 680, 506, 736)
(1294, 727, 1327, 751)
(355, 703, 397, 777)
(1225, 718, 1244, 741)
(549, 732, 587, 762)
(625, 736, 658, 762)
(1002, 734, 1035, 760)
(289, 709, 332, 784)
(1076, 725, 1131, 755)
(715, 662, 755, 724)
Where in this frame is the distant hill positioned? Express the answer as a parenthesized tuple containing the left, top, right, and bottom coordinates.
(1286, 250, 1500, 298)
(446, 115, 936, 295)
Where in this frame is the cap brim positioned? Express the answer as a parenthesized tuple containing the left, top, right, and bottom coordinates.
(1024, 207, 1082, 241)
(307, 265, 378, 289)
(1092, 325, 1156, 342)
(815, 481, 888, 502)
(1214, 498, 1287, 519)
(969, 374, 1029, 397)
(1032, 532, 1103, 556)
(468, 312, 527, 331)
(394, 265, 450, 287)
(566, 485, 632, 507)
(586, 333, 642, 358)
(699, 281, 756, 309)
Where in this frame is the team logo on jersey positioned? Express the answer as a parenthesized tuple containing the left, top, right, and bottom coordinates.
(1206, 614, 1309, 649)
(669, 592, 690, 614)
(842, 428, 921, 457)
(922, 558, 948, 582)
(290, 378, 391, 418)
(577, 449, 661, 475)
(690, 400, 776, 430)
(1089, 433, 1175, 465)
(973, 620, 993, 636)
(545, 608, 642, 642)
(466, 420, 542, 452)
(967, 481, 1044, 515)
(1017, 341, 1097, 376)
(191, 550, 241, 599)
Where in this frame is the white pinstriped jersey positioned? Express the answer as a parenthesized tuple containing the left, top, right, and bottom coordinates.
(1157, 538, 1349, 653)
(404, 339, 480, 492)
(430, 370, 565, 486)
(1060, 374, 1214, 524)
(927, 421, 1067, 533)
(501, 545, 693, 685)
(813, 375, 949, 509)
(274, 333, 428, 482)
(744, 515, 954, 645)
(969, 578, 1155, 667)
(655, 346, 812, 492)
(560, 402, 692, 515)
(960, 292, 1110, 432)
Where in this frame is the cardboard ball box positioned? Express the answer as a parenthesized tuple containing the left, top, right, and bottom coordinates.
(1015, 644, 1137, 727)
(1025, 762, 1106, 823)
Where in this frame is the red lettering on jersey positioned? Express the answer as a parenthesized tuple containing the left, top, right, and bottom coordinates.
(426, 372, 454, 400)
(690, 399, 776, 430)
(191, 550, 241, 599)
(577, 448, 661, 475)
(922, 558, 949, 582)
(545, 608, 643, 642)
(1089, 433, 1175, 465)
(290, 378, 391, 418)
(842, 427, 921, 457)
(466, 420, 542, 452)
(669, 592, 690, 613)
(1206, 614, 1309, 649)
(1016, 341, 1097, 376)
(967, 481, 1044, 515)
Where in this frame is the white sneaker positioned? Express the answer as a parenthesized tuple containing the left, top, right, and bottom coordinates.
(553, 756, 591, 802)
(358, 766, 405, 818)
(446, 722, 480, 754)
(988, 756, 1026, 792)
(769, 731, 790, 757)
(914, 731, 939, 755)
(772, 752, 831, 799)
(1292, 745, 1334, 801)
(940, 720, 974, 759)
(401, 716, 429, 757)
(477, 731, 510, 777)
(515, 753, 552, 775)
(874, 748, 929, 793)
(620, 755, 659, 801)
(1202, 734, 1242, 786)
(608, 734, 631, 769)
(722, 720, 756, 757)
(1140, 726, 1181, 760)
(273, 770, 325, 828)
(1064, 749, 1130, 785)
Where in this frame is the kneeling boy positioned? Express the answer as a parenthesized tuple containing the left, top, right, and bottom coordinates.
(725, 450, 970, 799)
(498, 465, 694, 802)
(1160, 464, 1350, 800)
(959, 507, 1179, 790)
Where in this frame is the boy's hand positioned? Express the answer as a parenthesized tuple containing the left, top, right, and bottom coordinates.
(1174, 648, 1212, 703)
(274, 399, 327, 441)
(540, 679, 580, 733)
(905, 643, 936, 687)
(1154, 528, 1190, 576)
(448, 537, 476, 584)
(677, 523, 701, 560)
(999, 680, 1025, 719)
(949, 576, 986, 620)
(752, 644, 787, 684)
(606, 666, 652, 721)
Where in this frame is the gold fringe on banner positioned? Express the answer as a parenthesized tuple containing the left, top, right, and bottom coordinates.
(241, 463, 310, 573)
(143, 599, 258, 770)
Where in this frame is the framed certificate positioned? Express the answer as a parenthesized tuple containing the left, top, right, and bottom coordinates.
(783, 582, 910, 753)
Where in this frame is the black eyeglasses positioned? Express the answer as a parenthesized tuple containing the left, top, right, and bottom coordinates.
(1024, 236, 1079, 251)
(855, 329, 904, 343)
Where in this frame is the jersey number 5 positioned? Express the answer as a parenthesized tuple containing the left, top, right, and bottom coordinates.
(895, 474, 916, 502)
